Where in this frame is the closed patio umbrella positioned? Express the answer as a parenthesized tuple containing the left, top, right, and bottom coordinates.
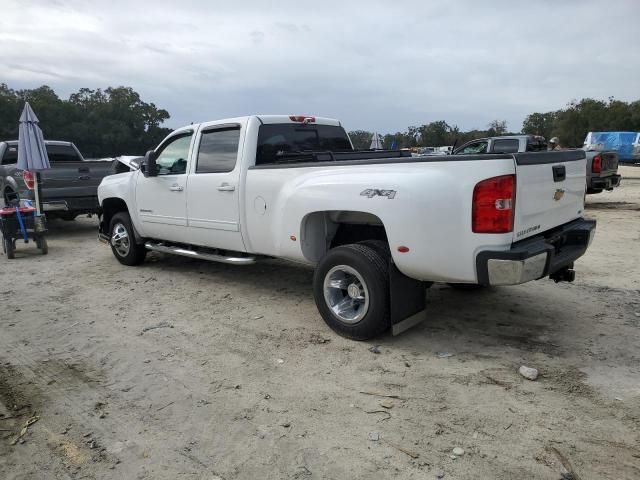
(370, 132, 383, 150)
(17, 102, 50, 216)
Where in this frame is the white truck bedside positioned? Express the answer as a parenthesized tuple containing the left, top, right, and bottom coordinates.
(97, 115, 596, 340)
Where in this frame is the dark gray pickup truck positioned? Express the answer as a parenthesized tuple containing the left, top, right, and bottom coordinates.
(0, 140, 113, 219)
(453, 135, 621, 194)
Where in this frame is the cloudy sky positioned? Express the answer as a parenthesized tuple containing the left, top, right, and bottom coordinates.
(1, 0, 638, 133)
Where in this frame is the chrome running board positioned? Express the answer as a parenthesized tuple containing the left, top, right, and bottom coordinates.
(144, 242, 256, 265)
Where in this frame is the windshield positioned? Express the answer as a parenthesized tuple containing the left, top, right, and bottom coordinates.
(256, 124, 353, 165)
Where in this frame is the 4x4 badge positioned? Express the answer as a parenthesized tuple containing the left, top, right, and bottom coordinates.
(360, 189, 396, 199)
(553, 189, 565, 201)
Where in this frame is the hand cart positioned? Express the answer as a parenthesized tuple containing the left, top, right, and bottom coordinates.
(0, 206, 48, 259)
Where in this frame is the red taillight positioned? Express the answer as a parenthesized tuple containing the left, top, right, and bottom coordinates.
(592, 154, 602, 173)
(472, 175, 516, 234)
(289, 115, 315, 123)
(23, 170, 35, 190)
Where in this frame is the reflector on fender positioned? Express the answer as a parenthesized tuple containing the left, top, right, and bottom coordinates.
(472, 175, 516, 233)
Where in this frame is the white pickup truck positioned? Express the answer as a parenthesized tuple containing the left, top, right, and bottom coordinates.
(97, 115, 596, 339)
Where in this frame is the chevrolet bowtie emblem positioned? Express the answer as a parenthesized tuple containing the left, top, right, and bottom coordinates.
(553, 189, 565, 201)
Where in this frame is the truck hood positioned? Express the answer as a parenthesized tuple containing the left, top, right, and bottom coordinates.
(115, 156, 143, 170)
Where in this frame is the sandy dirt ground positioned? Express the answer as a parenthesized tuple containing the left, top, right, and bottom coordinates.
(1, 166, 639, 480)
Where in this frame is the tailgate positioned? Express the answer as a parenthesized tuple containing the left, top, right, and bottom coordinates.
(599, 151, 618, 175)
(41, 161, 112, 199)
(512, 151, 586, 242)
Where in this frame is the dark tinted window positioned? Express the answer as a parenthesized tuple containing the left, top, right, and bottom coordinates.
(2, 144, 18, 165)
(196, 127, 241, 173)
(256, 124, 352, 165)
(46, 144, 81, 162)
(526, 136, 548, 152)
(492, 139, 520, 153)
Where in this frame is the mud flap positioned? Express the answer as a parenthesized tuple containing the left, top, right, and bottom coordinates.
(389, 261, 427, 336)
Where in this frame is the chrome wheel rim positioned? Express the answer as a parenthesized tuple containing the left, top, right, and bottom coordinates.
(323, 264, 370, 324)
(111, 223, 130, 257)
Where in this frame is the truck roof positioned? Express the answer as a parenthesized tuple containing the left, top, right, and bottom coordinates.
(2, 140, 75, 147)
(472, 134, 544, 142)
(173, 115, 342, 134)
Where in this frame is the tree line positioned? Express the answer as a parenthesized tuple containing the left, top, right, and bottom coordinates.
(1, 83, 639, 156)
(348, 119, 510, 151)
(350, 99, 640, 150)
(0, 83, 171, 158)
(522, 98, 640, 147)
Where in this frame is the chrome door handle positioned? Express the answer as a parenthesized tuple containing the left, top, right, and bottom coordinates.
(169, 185, 184, 192)
(217, 183, 235, 192)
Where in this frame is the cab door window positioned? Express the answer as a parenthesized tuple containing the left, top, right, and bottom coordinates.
(458, 141, 488, 154)
(155, 133, 192, 175)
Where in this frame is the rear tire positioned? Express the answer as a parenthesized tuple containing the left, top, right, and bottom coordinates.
(3, 237, 15, 259)
(358, 239, 391, 258)
(58, 212, 78, 221)
(313, 243, 390, 340)
(109, 212, 147, 266)
(1, 189, 14, 209)
(36, 236, 48, 255)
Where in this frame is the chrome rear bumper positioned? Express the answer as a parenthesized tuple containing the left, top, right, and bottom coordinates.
(476, 218, 596, 286)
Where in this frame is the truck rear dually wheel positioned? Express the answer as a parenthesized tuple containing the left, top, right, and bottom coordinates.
(109, 212, 147, 266)
(313, 243, 390, 340)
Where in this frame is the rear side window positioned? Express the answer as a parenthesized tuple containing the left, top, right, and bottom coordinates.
(2, 145, 18, 165)
(196, 127, 241, 173)
(526, 136, 548, 152)
(46, 145, 80, 162)
(492, 139, 520, 153)
(256, 124, 352, 165)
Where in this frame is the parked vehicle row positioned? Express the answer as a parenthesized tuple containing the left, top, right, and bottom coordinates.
(584, 131, 640, 163)
(97, 115, 596, 340)
(0, 140, 112, 219)
(452, 135, 621, 194)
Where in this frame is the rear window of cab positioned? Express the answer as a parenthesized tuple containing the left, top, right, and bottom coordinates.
(256, 124, 352, 165)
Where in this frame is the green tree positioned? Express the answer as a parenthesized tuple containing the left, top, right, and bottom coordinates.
(418, 120, 451, 146)
(347, 130, 373, 150)
(522, 112, 558, 139)
(383, 132, 410, 149)
(0, 83, 171, 158)
(486, 119, 508, 137)
(0, 84, 21, 139)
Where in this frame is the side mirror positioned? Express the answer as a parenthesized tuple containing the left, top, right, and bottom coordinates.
(142, 150, 158, 177)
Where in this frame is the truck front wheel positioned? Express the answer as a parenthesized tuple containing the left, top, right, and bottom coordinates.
(313, 243, 390, 340)
(109, 212, 147, 266)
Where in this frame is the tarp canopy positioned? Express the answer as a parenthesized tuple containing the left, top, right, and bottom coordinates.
(584, 131, 638, 162)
